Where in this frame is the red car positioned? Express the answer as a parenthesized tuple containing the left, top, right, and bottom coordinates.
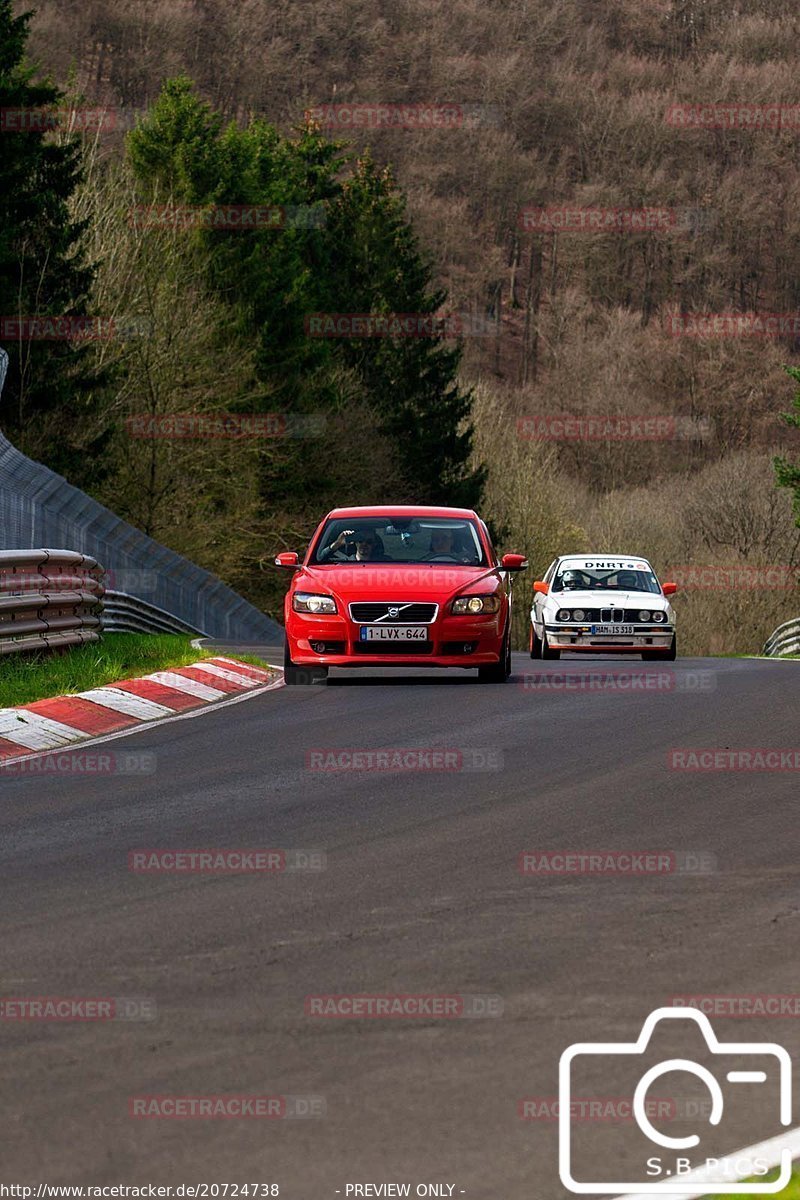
(275, 506, 528, 684)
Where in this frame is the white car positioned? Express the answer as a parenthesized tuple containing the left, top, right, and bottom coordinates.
(530, 554, 678, 660)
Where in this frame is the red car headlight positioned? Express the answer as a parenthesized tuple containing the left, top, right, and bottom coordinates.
(293, 592, 337, 614)
(451, 594, 501, 615)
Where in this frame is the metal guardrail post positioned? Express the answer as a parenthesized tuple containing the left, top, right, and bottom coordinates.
(100, 590, 202, 635)
(0, 549, 105, 656)
(762, 616, 800, 657)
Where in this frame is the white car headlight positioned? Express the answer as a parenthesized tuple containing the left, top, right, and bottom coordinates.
(293, 592, 337, 614)
(651, 610, 666, 623)
(452, 594, 501, 615)
(557, 608, 571, 621)
(639, 610, 651, 622)
(572, 609, 585, 621)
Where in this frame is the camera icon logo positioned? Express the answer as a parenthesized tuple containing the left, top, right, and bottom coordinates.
(559, 1006, 792, 1194)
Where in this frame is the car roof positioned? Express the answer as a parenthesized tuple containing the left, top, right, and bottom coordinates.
(557, 553, 651, 563)
(325, 506, 480, 520)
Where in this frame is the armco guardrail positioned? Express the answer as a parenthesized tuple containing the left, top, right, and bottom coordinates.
(763, 617, 800, 658)
(0, 549, 105, 656)
(0, 344, 281, 643)
(102, 591, 202, 636)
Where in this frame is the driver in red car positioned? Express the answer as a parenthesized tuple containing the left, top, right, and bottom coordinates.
(425, 527, 478, 564)
(427, 528, 456, 558)
(317, 527, 389, 562)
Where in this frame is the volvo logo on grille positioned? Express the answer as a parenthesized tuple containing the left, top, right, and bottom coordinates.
(349, 601, 438, 624)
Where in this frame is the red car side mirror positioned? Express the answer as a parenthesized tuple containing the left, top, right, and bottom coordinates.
(275, 551, 300, 569)
(662, 581, 678, 596)
(533, 580, 549, 595)
(501, 553, 529, 572)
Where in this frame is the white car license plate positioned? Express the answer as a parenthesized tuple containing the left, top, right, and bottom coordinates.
(360, 625, 428, 641)
(591, 624, 635, 635)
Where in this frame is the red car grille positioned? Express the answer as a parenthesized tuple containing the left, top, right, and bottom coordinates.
(349, 602, 437, 624)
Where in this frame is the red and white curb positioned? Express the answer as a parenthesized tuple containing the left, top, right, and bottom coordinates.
(0, 657, 283, 765)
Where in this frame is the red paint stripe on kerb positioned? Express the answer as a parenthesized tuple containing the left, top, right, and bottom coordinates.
(208, 658, 271, 681)
(112, 678, 199, 711)
(25, 696, 138, 734)
(0, 738, 28, 761)
(175, 666, 247, 693)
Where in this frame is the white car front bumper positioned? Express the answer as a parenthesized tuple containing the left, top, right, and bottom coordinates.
(543, 622, 674, 651)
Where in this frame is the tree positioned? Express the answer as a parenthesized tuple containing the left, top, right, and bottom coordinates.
(0, 0, 102, 479)
(127, 81, 485, 510)
(325, 155, 486, 506)
(774, 365, 800, 528)
(126, 76, 223, 202)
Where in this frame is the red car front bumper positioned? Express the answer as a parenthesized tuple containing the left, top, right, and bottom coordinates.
(286, 610, 505, 668)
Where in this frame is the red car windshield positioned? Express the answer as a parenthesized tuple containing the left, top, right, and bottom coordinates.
(310, 518, 487, 565)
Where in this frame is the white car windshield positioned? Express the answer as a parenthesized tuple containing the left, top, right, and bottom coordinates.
(553, 566, 661, 594)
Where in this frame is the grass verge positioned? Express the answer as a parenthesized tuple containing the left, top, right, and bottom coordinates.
(705, 1171, 800, 1198)
(0, 633, 269, 708)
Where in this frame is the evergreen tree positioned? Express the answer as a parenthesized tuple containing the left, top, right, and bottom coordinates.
(325, 156, 485, 506)
(126, 76, 223, 202)
(0, 0, 101, 477)
(128, 80, 485, 509)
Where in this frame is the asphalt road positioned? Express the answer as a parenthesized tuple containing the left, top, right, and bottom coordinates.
(1, 654, 799, 1197)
